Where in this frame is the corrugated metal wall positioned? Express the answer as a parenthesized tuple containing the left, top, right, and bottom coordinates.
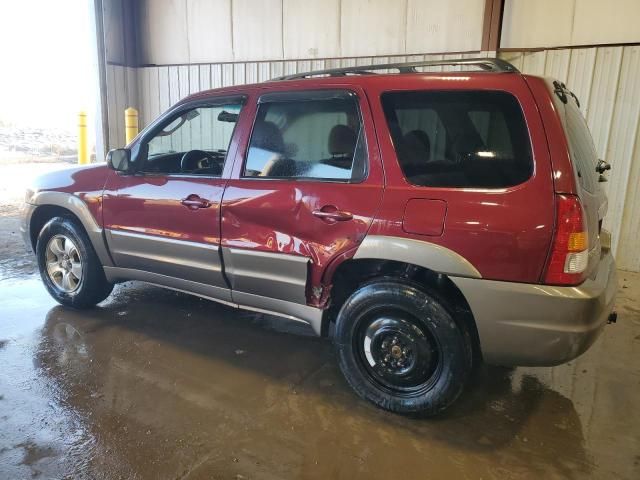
(131, 52, 483, 130)
(105, 64, 138, 151)
(500, 46, 640, 272)
(105, 46, 640, 272)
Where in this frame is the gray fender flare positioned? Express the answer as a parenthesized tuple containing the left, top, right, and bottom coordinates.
(30, 191, 113, 267)
(353, 235, 481, 279)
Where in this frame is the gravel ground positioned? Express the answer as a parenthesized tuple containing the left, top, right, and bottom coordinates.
(0, 161, 74, 280)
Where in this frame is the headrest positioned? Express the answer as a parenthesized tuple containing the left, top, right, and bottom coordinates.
(328, 125, 357, 156)
(252, 121, 284, 153)
(403, 130, 431, 156)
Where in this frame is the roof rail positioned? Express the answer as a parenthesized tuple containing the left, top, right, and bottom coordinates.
(272, 57, 519, 81)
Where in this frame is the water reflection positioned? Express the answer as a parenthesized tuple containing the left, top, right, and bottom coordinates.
(30, 289, 595, 479)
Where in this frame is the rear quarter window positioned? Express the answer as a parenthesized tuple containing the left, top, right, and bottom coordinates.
(381, 91, 533, 188)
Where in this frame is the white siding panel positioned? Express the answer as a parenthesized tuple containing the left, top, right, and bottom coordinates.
(232, 0, 283, 61)
(269, 61, 284, 80)
(168, 67, 180, 105)
(282, 0, 340, 59)
(110, 66, 127, 148)
(187, 0, 233, 63)
(199, 64, 212, 91)
(618, 119, 640, 271)
(233, 63, 246, 86)
(158, 67, 171, 113)
(585, 47, 623, 161)
(502, 0, 640, 49)
(567, 48, 597, 113)
(603, 47, 640, 257)
(501, 0, 574, 49)
(148, 67, 161, 122)
(106, 65, 118, 149)
(544, 50, 571, 81)
(178, 65, 190, 100)
(406, 0, 483, 54)
(222, 64, 234, 87)
(141, 0, 190, 65)
(189, 65, 200, 94)
(257, 63, 271, 83)
(136, 68, 150, 128)
(341, 0, 407, 57)
(521, 51, 547, 76)
(572, 0, 640, 47)
(212, 64, 223, 89)
(245, 63, 259, 85)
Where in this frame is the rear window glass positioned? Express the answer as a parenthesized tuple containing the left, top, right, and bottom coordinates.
(563, 101, 598, 193)
(381, 91, 533, 188)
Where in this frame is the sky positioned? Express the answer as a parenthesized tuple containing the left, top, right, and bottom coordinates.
(0, 0, 97, 131)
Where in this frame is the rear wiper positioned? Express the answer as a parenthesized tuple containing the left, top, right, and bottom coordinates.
(596, 159, 611, 174)
(596, 159, 611, 182)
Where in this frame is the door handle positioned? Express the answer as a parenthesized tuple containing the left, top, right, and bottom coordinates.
(181, 195, 211, 210)
(312, 207, 353, 223)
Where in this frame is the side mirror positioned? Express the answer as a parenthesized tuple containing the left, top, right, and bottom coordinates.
(106, 148, 131, 172)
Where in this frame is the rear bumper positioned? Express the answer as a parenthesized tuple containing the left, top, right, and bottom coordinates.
(452, 251, 618, 366)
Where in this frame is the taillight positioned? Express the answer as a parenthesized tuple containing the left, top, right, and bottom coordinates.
(544, 194, 589, 285)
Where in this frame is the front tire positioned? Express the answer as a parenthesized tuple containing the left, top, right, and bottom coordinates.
(334, 278, 472, 415)
(36, 216, 113, 308)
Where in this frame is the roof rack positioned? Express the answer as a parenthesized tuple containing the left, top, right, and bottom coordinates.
(272, 57, 519, 81)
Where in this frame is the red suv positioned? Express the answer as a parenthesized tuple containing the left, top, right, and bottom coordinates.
(22, 58, 617, 415)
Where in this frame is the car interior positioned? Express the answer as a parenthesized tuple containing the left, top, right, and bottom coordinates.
(383, 91, 533, 188)
(141, 106, 239, 176)
(243, 99, 364, 181)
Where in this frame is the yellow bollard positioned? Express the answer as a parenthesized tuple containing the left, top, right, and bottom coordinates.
(77, 111, 89, 165)
(125, 107, 139, 144)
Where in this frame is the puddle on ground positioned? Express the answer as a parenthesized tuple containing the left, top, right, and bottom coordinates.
(0, 272, 639, 479)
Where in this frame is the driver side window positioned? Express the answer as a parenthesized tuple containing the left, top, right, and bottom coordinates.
(142, 103, 242, 176)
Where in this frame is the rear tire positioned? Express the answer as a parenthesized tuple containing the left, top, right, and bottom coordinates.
(36, 216, 113, 308)
(334, 278, 472, 415)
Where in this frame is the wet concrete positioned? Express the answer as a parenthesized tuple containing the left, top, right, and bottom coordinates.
(1, 257, 639, 478)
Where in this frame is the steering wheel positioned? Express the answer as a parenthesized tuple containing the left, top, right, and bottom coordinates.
(180, 150, 219, 173)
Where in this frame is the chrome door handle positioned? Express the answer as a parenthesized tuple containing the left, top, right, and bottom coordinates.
(312, 208, 353, 222)
(181, 195, 211, 210)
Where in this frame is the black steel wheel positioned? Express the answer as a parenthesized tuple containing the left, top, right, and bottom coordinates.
(334, 278, 472, 415)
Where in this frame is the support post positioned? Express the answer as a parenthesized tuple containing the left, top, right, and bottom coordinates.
(481, 0, 506, 53)
(78, 111, 89, 165)
(125, 107, 139, 144)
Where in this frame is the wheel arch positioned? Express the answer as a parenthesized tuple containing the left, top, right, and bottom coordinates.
(29, 191, 113, 267)
(322, 236, 483, 362)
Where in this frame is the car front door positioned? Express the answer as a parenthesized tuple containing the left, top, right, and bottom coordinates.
(102, 94, 247, 302)
(221, 87, 384, 316)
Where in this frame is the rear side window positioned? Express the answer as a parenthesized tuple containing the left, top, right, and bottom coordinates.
(243, 93, 366, 182)
(381, 91, 533, 188)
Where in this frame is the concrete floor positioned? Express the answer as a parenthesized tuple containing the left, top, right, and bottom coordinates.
(0, 211, 639, 479)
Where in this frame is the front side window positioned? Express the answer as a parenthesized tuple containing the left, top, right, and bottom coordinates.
(243, 94, 366, 181)
(141, 103, 242, 176)
(381, 91, 533, 188)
